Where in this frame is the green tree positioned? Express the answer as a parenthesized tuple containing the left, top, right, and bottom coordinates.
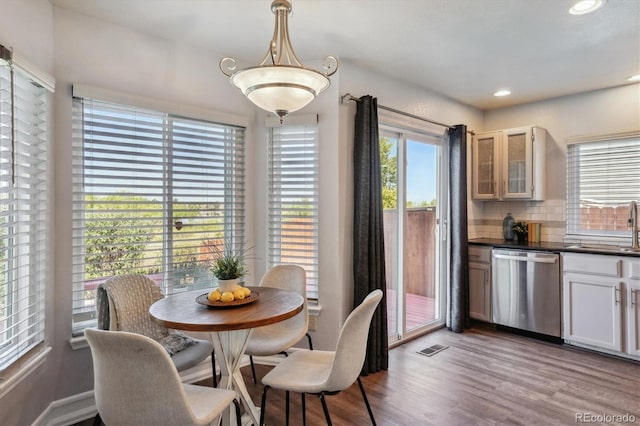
(407, 198, 437, 208)
(282, 198, 314, 217)
(380, 137, 398, 209)
(84, 193, 159, 279)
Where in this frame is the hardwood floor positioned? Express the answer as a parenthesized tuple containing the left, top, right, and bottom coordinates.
(77, 326, 640, 425)
(246, 326, 639, 425)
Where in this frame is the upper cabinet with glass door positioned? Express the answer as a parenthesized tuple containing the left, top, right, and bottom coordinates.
(472, 132, 500, 199)
(472, 126, 547, 201)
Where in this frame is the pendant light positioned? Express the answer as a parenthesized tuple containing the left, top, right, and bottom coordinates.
(220, 0, 338, 121)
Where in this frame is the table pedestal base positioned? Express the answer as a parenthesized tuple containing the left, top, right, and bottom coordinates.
(211, 329, 260, 426)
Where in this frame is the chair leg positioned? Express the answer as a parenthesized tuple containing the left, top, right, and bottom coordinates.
(285, 390, 290, 426)
(306, 332, 313, 350)
(357, 377, 376, 425)
(318, 393, 333, 426)
(250, 355, 257, 383)
(301, 393, 306, 426)
(211, 351, 217, 388)
(260, 385, 270, 426)
(92, 413, 102, 426)
(232, 399, 242, 426)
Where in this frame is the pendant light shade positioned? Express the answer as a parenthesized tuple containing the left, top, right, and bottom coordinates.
(220, 0, 338, 121)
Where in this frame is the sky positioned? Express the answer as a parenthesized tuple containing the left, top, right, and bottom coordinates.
(406, 140, 437, 204)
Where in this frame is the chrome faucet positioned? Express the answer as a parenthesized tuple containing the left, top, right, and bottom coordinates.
(629, 201, 639, 249)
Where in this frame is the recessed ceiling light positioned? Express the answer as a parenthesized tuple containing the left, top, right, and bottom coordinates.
(627, 74, 640, 82)
(493, 90, 511, 97)
(569, 0, 606, 15)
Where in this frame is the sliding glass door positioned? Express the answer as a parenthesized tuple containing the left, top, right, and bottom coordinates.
(381, 129, 447, 344)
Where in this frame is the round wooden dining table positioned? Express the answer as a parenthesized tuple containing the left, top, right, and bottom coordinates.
(150, 286, 303, 426)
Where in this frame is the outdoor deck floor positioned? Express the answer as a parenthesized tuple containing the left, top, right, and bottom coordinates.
(386, 289, 436, 334)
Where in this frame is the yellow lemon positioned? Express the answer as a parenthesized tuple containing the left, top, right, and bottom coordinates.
(207, 289, 221, 302)
(220, 291, 235, 302)
(240, 287, 251, 297)
(233, 288, 246, 300)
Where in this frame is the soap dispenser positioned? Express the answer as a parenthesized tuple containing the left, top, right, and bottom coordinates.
(503, 213, 515, 241)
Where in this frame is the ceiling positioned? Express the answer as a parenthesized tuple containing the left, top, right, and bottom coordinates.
(50, 0, 640, 110)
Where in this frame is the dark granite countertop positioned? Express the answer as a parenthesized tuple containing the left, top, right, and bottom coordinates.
(469, 238, 640, 258)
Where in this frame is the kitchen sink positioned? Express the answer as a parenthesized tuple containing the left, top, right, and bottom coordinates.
(566, 244, 640, 253)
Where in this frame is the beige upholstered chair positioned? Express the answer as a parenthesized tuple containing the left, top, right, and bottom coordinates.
(244, 265, 313, 383)
(85, 329, 240, 426)
(96, 274, 215, 377)
(259, 289, 383, 426)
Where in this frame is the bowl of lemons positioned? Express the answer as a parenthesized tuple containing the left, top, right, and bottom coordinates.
(196, 286, 257, 308)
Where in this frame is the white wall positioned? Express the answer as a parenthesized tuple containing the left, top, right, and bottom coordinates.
(0, 0, 54, 73)
(470, 84, 640, 242)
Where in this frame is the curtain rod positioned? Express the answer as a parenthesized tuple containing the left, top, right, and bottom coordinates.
(341, 93, 475, 135)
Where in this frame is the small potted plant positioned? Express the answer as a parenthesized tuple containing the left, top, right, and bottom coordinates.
(512, 221, 528, 243)
(206, 239, 249, 292)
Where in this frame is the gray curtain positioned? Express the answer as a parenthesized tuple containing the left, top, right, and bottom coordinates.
(448, 124, 470, 333)
(353, 95, 388, 374)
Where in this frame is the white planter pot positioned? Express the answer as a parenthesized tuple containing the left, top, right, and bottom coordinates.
(217, 278, 240, 293)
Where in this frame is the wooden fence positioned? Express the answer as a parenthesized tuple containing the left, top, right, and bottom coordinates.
(384, 208, 437, 298)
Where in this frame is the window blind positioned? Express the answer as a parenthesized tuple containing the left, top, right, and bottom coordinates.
(0, 61, 49, 371)
(267, 121, 319, 299)
(567, 136, 640, 237)
(71, 97, 245, 333)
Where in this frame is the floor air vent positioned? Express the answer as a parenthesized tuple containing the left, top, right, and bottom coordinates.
(418, 344, 449, 357)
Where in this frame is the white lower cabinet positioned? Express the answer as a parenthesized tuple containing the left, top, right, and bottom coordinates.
(469, 262, 491, 321)
(562, 253, 639, 359)
(562, 273, 622, 351)
(627, 261, 640, 357)
(469, 246, 491, 322)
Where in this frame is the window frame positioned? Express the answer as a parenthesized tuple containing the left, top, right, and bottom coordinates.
(0, 55, 53, 372)
(71, 88, 247, 334)
(566, 131, 640, 241)
(266, 115, 319, 299)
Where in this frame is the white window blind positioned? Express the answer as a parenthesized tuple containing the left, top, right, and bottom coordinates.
(0, 60, 50, 370)
(72, 97, 245, 334)
(267, 120, 319, 299)
(567, 135, 640, 237)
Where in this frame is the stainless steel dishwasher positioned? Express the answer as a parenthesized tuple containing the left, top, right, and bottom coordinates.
(491, 249, 561, 337)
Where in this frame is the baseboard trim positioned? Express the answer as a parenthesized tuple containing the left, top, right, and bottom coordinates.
(32, 390, 96, 426)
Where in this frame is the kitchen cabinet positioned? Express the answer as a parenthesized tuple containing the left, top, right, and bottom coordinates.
(471, 126, 546, 201)
(562, 253, 640, 359)
(469, 246, 491, 322)
(627, 261, 640, 357)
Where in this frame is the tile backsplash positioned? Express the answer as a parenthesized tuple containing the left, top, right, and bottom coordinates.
(468, 199, 566, 242)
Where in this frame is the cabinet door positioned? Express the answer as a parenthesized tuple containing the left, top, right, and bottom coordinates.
(627, 282, 640, 357)
(502, 127, 533, 199)
(563, 273, 623, 351)
(469, 262, 491, 321)
(472, 132, 500, 200)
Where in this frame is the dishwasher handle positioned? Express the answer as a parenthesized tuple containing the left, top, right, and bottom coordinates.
(493, 253, 558, 263)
